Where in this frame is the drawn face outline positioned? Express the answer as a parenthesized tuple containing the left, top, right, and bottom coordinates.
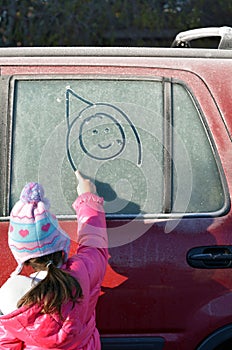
(79, 112, 126, 160)
(66, 90, 142, 169)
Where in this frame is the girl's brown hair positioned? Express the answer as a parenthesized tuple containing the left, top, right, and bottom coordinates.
(17, 251, 83, 318)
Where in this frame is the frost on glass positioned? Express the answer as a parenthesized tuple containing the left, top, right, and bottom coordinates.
(11, 79, 163, 216)
(172, 83, 224, 213)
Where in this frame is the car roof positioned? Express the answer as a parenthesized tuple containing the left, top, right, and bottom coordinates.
(0, 46, 232, 57)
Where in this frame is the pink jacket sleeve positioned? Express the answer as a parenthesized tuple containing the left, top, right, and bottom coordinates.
(71, 192, 108, 288)
(72, 192, 108, 249)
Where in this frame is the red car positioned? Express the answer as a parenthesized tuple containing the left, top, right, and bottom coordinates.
(0, 27, 232, 349)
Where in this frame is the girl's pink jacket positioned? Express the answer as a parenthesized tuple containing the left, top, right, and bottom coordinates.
(0, 192, 108, 350)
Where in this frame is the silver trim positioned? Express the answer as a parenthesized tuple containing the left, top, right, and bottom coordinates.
(172, 26, 232, 49)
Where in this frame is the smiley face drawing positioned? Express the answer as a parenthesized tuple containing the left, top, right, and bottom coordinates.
(66, 88, 142, 171)
(79, 112, 126, 160)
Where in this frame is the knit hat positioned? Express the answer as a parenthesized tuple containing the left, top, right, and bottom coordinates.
(8, 182, 70, 275)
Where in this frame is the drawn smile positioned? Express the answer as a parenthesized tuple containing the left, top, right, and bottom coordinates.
(98, 143, 112, 149)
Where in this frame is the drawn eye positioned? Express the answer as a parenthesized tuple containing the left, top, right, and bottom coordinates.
(104, 127, 110, 133)
(92, 129, 98, 135)
(116, 139, 123, 145)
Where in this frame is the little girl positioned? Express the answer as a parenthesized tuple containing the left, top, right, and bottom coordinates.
(0, 171, 108, 349)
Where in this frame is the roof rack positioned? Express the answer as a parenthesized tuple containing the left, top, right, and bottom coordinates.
(171, 26, 232, 49)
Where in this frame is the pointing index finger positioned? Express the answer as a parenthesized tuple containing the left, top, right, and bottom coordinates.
(75, 170, 83, 182)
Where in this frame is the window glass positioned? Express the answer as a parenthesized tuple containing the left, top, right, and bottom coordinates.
(172, 83, 225, 213)
(10, 78, 225, 217)
(10, 79, 163, 216)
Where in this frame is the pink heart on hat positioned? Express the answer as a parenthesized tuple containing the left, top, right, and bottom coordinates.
(9, 225, 14, 232)
(42, 223, 50, 232)
(19, 229, 29, 237)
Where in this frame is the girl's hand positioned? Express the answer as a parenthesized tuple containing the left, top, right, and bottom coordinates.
(75, 170, 96, 195)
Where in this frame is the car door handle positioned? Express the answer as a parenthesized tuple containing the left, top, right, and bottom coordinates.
(190, 253, 232, 261)
(187, 246, 232, 269)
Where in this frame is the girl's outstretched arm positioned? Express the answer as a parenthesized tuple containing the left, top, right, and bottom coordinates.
(72, 170, 108, 249)
(70, 171, 108, 289)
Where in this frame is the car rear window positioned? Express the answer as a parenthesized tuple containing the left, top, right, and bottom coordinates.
(9, 77, 226, 218)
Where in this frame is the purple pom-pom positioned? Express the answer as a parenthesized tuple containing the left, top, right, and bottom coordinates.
(20, 182, 45, 203)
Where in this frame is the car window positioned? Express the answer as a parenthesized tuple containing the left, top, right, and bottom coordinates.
(10, 78, 163, 216)
(9, 77, 226, 217)
(172, 83, 225, 213)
